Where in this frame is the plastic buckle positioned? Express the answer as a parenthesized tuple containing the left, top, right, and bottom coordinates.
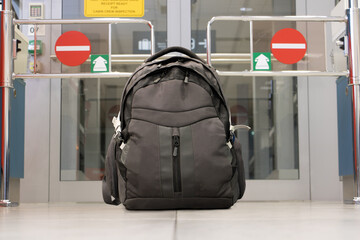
(112, 115, 121, 132)
(226, 141, 233, 149)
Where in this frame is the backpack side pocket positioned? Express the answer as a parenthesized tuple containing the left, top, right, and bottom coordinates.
(231, 138, 246, 199)
(102, 134, 122, 205)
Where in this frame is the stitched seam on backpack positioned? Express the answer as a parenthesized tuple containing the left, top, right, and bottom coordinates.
(130, 116, 219, 128)
(131, 106, 215, 113)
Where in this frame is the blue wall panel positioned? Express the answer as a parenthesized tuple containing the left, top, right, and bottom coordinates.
(0, 79, 25, 180)
(336, 76, 354, 176)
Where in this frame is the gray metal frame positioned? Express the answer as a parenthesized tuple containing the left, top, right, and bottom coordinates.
(0, 0, 18, 207)
(347, 0, 360, 204)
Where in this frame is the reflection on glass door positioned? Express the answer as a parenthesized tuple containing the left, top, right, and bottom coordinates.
(192, 0, 302, 180)
(60, 0, 167, 181)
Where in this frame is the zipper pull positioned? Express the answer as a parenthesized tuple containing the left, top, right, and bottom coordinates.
(184, 72, 189, 84)
(173, 136, 180, 157)
(154, 77, 161, 83)
(154, 71, 167, 83)
(173, 146, 178, 157)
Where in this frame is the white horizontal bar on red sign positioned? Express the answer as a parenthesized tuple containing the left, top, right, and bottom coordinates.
(271, 43, 306, 49)
(55, 46, 90, 51)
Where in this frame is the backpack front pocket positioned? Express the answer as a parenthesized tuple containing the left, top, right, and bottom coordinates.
(181, 118, 233, 198)
(124, 120, 163, 198)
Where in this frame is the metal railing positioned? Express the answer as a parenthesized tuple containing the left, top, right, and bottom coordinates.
(12, 18, 155, 79)
(205, 3, 359, 204)
(48, 53, 254, 64)
(207, 15, 348, 77)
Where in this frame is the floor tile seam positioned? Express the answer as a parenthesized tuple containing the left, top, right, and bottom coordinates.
(173, 210, 178, 240)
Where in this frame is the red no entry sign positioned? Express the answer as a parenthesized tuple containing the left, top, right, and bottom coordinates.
(55, 31, 91, 66)
(271, 28, 307, 65)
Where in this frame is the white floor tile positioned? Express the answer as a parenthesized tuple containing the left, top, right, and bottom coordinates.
(1, 202, 360, 240)
(0, 203, 176, 240)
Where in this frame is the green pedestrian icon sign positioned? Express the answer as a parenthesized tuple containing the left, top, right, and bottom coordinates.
(91, 55, 109, 73)
(253, 52, 271, 71)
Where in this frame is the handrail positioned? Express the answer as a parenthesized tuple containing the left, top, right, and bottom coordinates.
(13, 18, 155, 56)
(13, 18, 154, 26)
(13, 72, 133, 79)
(11, 18, 155, 79)
(216, 70, 349, 77)
(48, 53, 253, 65)
(206, 15, 347, 70)
(13, 70, 349, 80)
(208, 15, 347, 24)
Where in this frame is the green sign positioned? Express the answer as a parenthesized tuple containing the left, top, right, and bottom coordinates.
(253, 52, 271, 71)
(91, 55, 109, 73)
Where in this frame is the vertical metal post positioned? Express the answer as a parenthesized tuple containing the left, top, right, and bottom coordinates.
(149, 22, 155, 55)
(0, 0, 17, 207)
(108, 24, 112, 72)
(249, 20, 254, 71)
(206, 19, 212, 65)
(347, 0, 360, 204)
(33, 24, 37, 73)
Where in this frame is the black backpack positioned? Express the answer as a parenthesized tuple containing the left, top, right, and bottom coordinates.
(102, 47, 246, 210)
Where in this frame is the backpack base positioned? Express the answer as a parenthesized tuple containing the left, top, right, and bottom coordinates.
(123, 197, 234, 210)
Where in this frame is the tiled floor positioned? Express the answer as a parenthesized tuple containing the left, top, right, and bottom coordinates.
(1, 201, 360, 240)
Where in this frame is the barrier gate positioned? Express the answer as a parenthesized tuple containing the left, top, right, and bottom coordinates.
(1, 0, 360, 206)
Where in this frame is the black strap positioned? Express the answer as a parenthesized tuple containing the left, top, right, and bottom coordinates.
(102, 176, 120, 205)
(145, 46, 205, 63)
(102, 134, 122, 206)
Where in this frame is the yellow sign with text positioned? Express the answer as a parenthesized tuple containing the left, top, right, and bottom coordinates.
(84, 0, 144, 17)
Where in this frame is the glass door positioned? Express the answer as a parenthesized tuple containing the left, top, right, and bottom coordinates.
(191, 0, 311, 200)
(49, 0, 167, 201)
(50, 0, 311, 201)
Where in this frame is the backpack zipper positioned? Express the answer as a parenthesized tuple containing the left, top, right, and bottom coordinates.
(154, 70, 167, 83)
(184, 71, 189, 84)
(172, 128, 182, 193)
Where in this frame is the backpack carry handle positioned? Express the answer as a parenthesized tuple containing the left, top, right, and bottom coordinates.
(145, 46, 205, 63)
